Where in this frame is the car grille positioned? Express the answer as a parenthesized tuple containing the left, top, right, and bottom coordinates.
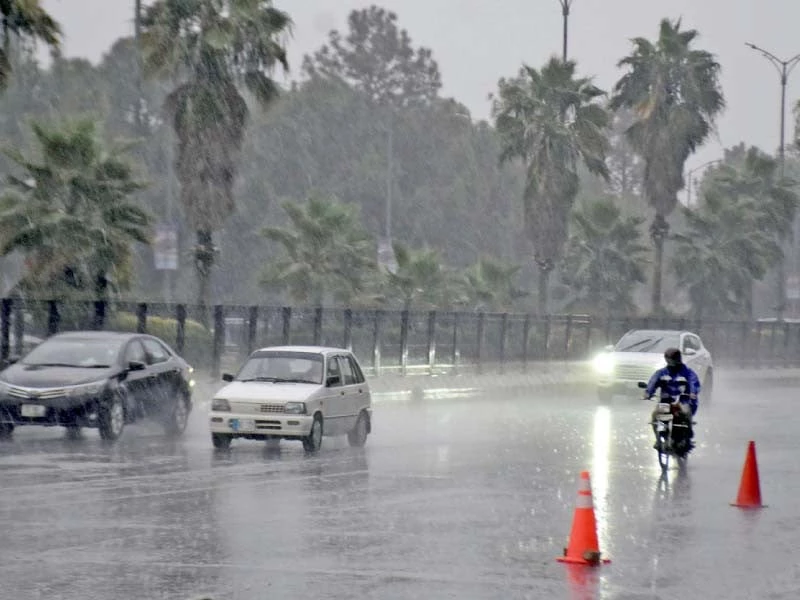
(614, 364, 654, 381)
(228, 401, 288, 415)
(6, 385, 66, 400)
(260, 404, 285, 414)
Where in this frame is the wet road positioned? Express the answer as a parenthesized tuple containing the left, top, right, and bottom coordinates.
(1, 375, 799, 600)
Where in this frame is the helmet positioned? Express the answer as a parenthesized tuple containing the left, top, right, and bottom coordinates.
(664, 347, 682, 368)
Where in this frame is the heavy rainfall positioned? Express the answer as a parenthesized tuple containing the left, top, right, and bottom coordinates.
(1, 1, 800, 599)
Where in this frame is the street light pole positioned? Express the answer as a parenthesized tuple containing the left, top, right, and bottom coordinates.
(745, 42, 800, 319)
(557, 0, 573, 61)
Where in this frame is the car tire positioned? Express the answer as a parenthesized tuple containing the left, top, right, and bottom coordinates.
(98, 391, 126, 442)
(303, 414, 323, 453)
(164, 390, 190, 437)
(212, 433, 232, 450)
(0, 422, 13, 438)
(597, 388, 612, 405)
(703, 369, 713, 405)
(347, 411, 369, 448)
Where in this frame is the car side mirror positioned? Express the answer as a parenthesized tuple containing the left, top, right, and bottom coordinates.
(326, 375, 340, 387)
(128, 360, 146, 372)
(222, 373, 234, 382)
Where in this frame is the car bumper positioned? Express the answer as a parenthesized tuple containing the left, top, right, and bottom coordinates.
(0, 396, 103, 427)
(208, 411, 313, 438)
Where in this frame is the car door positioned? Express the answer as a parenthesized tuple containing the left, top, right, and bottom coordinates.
(121, 339, 150, 418)
(141, 337, 173, 413)
(337, 353, 360, 432)
(681, 334, 706, 380)
(324, 356, 347, 436)
(346, 352, 369, 412)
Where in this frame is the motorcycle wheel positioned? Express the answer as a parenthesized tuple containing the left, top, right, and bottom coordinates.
(657, 432, 670, 471)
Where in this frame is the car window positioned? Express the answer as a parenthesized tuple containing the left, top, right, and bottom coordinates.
(142, 338, 170, 365)
(682, 335, 700, 352)
(347, 355, 365, 384)
(326, 357, 342, 387)
(236, 352, 323, 383)
(124, 340, 147, 365)
(339, 355, 355, 385)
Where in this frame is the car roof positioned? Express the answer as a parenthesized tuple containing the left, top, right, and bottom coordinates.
(623, 329, 694, 336)
(252, 345, 350, 355)
(48, 331, 143, 342)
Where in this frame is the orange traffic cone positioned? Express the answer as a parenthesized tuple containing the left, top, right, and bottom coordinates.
(731, 440, 765, 508)
(557, 470, 610, 565)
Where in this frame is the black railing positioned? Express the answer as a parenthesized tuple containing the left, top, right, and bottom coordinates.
(2, 298, 800, 376)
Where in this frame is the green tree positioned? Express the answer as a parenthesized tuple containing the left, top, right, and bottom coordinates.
(0, 119, 150, 301)
(561, 198, 648, 315)
(140, 0, 292, 319)
(458, 257, 526, 312)
(302, 5, 441, 108)
(493, 57, 609, 314)
(610, 18, 725, 313)
(385, 242, 453, 310)
(262, 194, 377, 306)
(0, 0, 60, 90)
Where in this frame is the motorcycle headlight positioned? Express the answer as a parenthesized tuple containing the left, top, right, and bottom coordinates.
(284, 402, 306, 415)
(592, 353, 615, 375)
(211, 398, 230, 412)
(67, 381, 107, 398)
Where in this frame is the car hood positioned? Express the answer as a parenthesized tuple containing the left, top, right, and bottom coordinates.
(608, 352, 666, 367)
(0, 364, 116, 388)
(215, 381, 322, 403)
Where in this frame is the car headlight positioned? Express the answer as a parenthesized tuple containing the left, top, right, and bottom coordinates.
(67, 381, 107, 398)
(592, 353, 615, 375)
(284, 402, 306, 415)
(211, 398, 230, 412)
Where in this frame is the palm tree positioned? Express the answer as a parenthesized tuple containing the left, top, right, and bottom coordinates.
(673, 189, 780, 319)
(493, 57, 609, 315)
(610, 18, 724, 313)
(0, 0, 60, 90)
(561, 198, 648, 315)
(140, 0, 292, 319)
(459, 257, 526, 312)
(262, 194, 376, 306)
(0, 119, 150, 301)
(385, 242, 453, 311)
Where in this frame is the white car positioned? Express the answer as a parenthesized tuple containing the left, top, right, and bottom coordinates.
(592, 329, 713, 403)
(209, 346, 372, 452)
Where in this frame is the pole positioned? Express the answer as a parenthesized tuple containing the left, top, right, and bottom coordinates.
(385, 110, 393, 241)
(745, 43, 800, 319)
(558, 0, 573, 61)
(134, 0, 143, 132)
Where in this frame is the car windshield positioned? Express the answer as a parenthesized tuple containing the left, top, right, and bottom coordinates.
(236, 351, 324, 384)
(21, 338, 123, 368)
(615, 332, 680, 353)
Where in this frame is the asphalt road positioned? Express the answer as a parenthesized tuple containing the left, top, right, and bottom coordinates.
(0, 374, 798, 599)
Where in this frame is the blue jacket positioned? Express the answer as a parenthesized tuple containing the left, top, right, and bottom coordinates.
(645, 364, 701, 415)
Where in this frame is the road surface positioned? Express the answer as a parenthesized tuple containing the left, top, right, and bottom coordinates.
(0, 374, 797, 599)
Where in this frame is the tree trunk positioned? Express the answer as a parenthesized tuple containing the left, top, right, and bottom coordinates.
(536, 260, 553, 316)
(195, 229, 216, 328)
(650, 215, 669, 315)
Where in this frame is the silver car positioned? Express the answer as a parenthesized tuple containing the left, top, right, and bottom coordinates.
(592, 329, 713, 403)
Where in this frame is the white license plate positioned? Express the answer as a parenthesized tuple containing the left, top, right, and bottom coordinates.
(230, 418, 255, 432)
(20, 404, 46, 418)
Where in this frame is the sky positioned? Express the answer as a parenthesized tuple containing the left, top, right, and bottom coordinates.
(41, 0, 800, 176)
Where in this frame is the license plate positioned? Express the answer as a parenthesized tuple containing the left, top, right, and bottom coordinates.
(20, 404, 46, 418)
(229, 418, 255, 432)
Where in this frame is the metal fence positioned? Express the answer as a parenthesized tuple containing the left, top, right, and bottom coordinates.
(2, 298, 800, 376)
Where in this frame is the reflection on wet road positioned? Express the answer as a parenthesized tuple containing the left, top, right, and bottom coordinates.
(1, 376, 799, 599)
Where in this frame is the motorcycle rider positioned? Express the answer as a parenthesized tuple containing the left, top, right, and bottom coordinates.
(643, 348, 700, 449)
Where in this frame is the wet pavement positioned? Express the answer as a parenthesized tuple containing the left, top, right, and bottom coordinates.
(1, 375, 799, 599)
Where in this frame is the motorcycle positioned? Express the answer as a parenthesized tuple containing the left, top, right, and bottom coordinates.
(637, 382, 694, 471)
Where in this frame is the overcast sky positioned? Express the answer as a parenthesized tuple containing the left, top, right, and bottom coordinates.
(41, 0, 800, 174)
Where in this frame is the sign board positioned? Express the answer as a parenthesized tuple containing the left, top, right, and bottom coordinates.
(377, 238, 397, 275)
(153, 224, 178, 271)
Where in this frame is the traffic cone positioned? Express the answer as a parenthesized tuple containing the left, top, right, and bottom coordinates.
(731, 440, 765, 508)
(557, 470, 610, 565)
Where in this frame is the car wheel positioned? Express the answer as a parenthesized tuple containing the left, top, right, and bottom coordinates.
(303, 414, 323, 453)
(0, 422, 13, 439)
(703, 369, 713, 405)
(212, 433, 232, 450)
(597, 388, 612, 405)
(347, 411, 369, 448)
(98, 391, 126, 442)
(164, 390, 190, 437)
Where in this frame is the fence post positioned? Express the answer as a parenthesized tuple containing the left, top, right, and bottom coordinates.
(451, 312, 459, 375)
(476, 312, 485, 373)
(426, 310, 436, 375)
(542, 315, 551, 360)
(603, 316, 612, 345)
(136, 303, 147, 333)
(212, 305, 224, 378)
(783, 321, 791, 368)
(343, 309, 353, 351)
(522, 314, 530, 372)
(281, 306, 291, 345)
(563, 315, 573, 359)
(754, 321, 763, 368)
(739, 322, 748, 368)
(768, 320, 777, 366)
(11, 297, 23, 357)
(47, 300, 60, 336)
(371, 309, 382, 377)
(93, 300, 106, 331)
(498, 312, 508, 373)
(399, 309, 409, 376)
(247, 306, 258, 355)
(584, 317, 593, 358)
(0, 299, 10, 365)
(175, 304, 186, 355)
(313, 307, 323, 346)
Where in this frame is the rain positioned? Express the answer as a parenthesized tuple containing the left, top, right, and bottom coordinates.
(1, 1, 800, 598)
